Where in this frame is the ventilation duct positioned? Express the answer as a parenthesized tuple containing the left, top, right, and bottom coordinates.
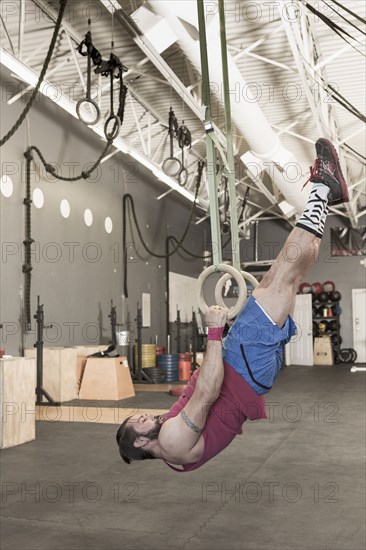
(144, 1, 310, 215)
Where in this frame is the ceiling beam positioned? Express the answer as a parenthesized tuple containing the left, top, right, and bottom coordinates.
(306, 10, 360, 228)
(31, 0, 166, 131)
(18, 0, 25, 59)
(271, 123, 315, 145)
(109, 1, 228, 152)
(280, 2, 360, 227)
(0, 46, 204, 206)
(232, 24, 285, 60)
(240, 50, 294, 72)
(314, 36, 366, 72)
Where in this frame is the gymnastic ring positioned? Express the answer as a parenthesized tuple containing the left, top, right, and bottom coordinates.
(178, 167, 188, 187)
(214, 270, 259, 311)
(196, 264, 247, 320)
(104, 115, 121, 141)
(162, 156, 182, 177)
(215, 270, 259, 307)
(76, 98, 101, 126)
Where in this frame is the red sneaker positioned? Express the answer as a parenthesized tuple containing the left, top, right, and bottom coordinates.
(303, 138, 349, 205)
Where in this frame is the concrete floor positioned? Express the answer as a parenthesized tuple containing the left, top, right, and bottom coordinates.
(65, 390, 179, 410)
(1, 364, 365, 550)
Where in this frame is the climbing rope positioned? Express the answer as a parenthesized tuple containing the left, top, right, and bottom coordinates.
(0, 0, 68, 147)
(302, 1, 366, 56)
(123, 160, 206, 297)
(22, 72, 128, 327)
(22, 137, 116, 328)
(23, 150, 34, 329)
(19, 4, 131, 328)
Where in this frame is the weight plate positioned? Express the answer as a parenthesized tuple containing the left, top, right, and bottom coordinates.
(339, 348, 352, 363)
(143, 367, 164, 374)
(160, 370, 179, 375)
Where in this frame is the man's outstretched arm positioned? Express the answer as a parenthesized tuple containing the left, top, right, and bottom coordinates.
(159, 306, 228, 464)
(195, 306, 228, 403)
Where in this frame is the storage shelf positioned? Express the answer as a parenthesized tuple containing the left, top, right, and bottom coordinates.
(313, 302, 341, 364)
(314, 317, 338, 320)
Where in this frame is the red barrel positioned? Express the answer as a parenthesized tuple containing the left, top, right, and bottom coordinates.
(179, 352, 191, 361)
(179, 360, 191, 381)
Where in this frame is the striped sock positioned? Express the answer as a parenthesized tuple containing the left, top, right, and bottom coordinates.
(318, 202, 330, 236)
(296, 183, 330, 238)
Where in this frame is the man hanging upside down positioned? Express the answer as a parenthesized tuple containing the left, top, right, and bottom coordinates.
(116, 138, 349, 472)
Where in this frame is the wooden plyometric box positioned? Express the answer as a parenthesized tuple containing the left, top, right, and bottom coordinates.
(79, 357, 135, 400)
(73, 345, 108, 390)
(313, 336, 334, 366)
(74, 345, 107, 357)
(0, 357, 36, 448)
(24, 347, 78, 402)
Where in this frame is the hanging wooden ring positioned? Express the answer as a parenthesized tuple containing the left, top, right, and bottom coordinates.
(196, 264, 247, 320)
(214, 270, 258, 313)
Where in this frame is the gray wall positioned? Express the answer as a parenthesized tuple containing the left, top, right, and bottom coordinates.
(0, 68, 209, 356)
(1, 68, 364, 356)
(202, 214, 365, 351)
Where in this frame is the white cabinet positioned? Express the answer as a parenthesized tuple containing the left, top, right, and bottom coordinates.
(286, 294, 313, 366)
(352, 289, 366, 363)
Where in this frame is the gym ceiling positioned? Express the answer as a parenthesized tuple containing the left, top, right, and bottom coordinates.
(1, 0, 365, 236)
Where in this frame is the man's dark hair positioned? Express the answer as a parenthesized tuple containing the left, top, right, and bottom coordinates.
(116, 416, 158, 464)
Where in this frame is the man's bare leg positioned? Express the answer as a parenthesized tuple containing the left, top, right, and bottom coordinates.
(252, 138, 349, 329)
(253, 228, 319, 328)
